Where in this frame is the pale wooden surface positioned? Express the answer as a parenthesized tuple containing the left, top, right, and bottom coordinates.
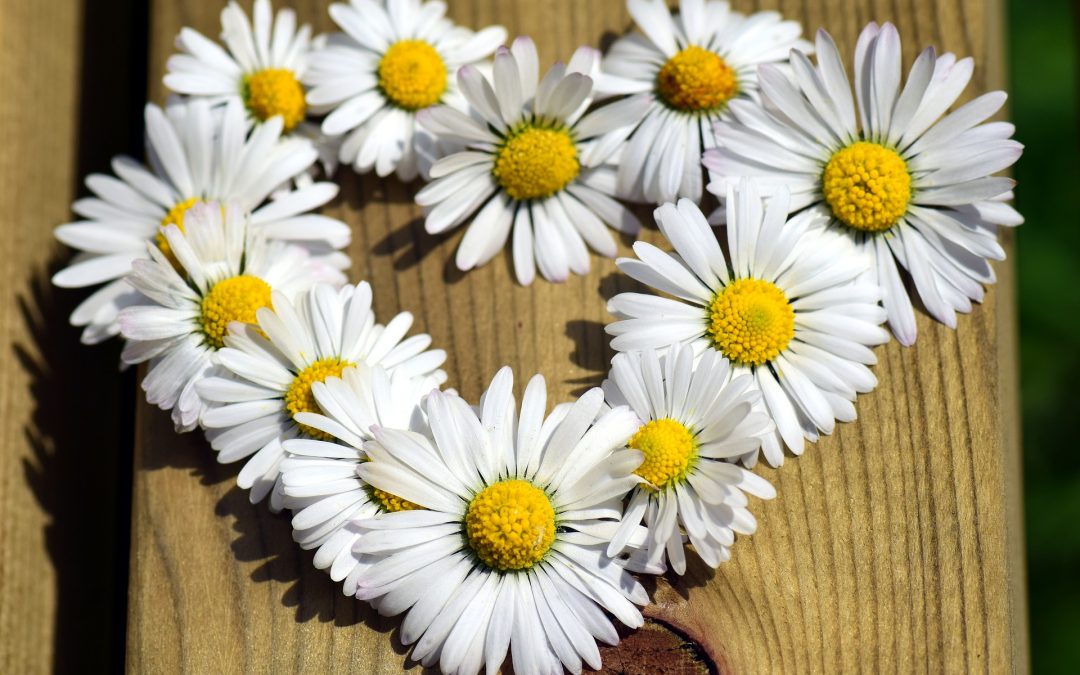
(0, 1, 81, 671)
(0, 0, 142, 672)
(117, 0, 1024, 673)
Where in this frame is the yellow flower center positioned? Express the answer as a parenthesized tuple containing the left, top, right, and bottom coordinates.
(822, 141, 911, 233)
(243, 68, 307, 132)
(155, 197, 201, 269)
(465, 479, 556, 572)
(707, 278, 795, 367)
(199, 275, 273, 350)
(371, 487, 423, 513)
(656, 45, 738, 112)
(161, 196, 199, 230)
(629, 418, 697, 490)
(377, 39, 448, 111)
(283, 357, 355, 440)
(493, 125, 580, 201)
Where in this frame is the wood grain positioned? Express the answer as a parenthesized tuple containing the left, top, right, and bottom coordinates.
(123, 0, 1028, 673)
(0, 2, 81, 671)
(0, 0, 144, 672)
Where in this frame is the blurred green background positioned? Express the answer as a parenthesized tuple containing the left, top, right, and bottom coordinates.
(1011, 0, 1079, 672)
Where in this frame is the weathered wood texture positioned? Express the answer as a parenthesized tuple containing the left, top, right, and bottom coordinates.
(0, 0, 144, 672)
(0, 2, 80, 672)
(121, 0, 1027, 673)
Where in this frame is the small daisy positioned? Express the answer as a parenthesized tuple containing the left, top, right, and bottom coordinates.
(606, 183, 889, 466)
(603, 343, 775, 574)
(416, 37, 648, 284)
(118, 202, 339, 432)
(51, 98, 350, 345)
(197, 283, 447, 506)
(304, 0, 506, 180)
(165, 0, 312, 135)
(278, 363, 441, 593)
(705, 23, 1024, 345)
(352, 367, 652, 674)
(596, 0, 810, 204)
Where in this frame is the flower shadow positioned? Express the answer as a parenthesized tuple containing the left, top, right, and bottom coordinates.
(16, 259, 135, 674)
(371, 214, 448, 273)
(564, 319, 611, 395)
(13, 0, 150, 667)
(215, 485, 434, 670)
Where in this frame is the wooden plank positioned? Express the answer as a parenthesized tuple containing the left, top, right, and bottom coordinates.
(126, 0, 1027, 672)
(0, 0, 145, 671)
(0, 2, 80, 670)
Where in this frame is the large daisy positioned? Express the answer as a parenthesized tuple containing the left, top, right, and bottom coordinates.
(606, 183, 888, 466)
(416, 37, 648, 284)
(51, 98, 349, 345)
(604, 343, 775, 574)
(197, 283, 447, 506)
(351, 368, 652, 674)
(118, 202, 339, 432)
(165, 0, 313, 135)
(304, 0, 506, 180)
(595, 0, 810, 204)
(278, 363, 441, 593)
(704, 23, 1024, 345)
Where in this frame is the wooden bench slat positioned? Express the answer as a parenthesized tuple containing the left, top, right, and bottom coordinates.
(0, 0, 144, 671)
(126, 1, 1027, 672)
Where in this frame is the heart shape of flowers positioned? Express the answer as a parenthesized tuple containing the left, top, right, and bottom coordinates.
(50, 1, 1021, 673)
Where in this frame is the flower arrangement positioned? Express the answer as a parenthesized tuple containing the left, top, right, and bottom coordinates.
(52, 1, 1021, 673)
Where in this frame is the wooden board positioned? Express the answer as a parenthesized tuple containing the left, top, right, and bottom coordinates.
(122, 0, 1029, 673)
(0, 0, 145, 672)
(0, 2, 80, 671)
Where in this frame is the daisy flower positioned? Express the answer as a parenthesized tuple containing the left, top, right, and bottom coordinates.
(595, 0, 810, 204)
(304, 0, 506, 180)
(165, 0, 313, 135)
(416, 37, 648, 284)
(603, 343, 775, 574)
(277, 363, 441, 592)
(352, 367, 652, 675)
(118, 202, 339, 432)
(197, 283, 447, 506)
(606, 183, 888, 466)
(704, 23, 1024, 345)
(51, 98, 350, 345)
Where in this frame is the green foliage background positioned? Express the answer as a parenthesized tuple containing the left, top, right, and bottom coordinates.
(1010, 0, 1079, 671)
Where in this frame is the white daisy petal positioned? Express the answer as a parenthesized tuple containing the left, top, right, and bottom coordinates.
(706, 22, 1021, 341)
(413, 39, 642, 284)
(417, 105, 498, 144)
(608, 186, 885, 465)
(627, 0, 679, 56)
(603, 0, 810, 204)
(212, 279, 442, 513)
(55, 96, 348, 341)
(350, 366, 647, 674)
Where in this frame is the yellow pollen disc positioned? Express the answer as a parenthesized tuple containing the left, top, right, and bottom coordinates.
(629, 418, 697, 490)
(283, 357, 355, 440)
(707, 278, 795, 367)
(372, 487, 423, 513)
(656, 45, 738, 112)
(493, 125, 580, 201)
(377, 39, 448, 111)
(465, 479, 556, 571)
(161, 196, 200, 230)
(199, 275, 273, 350)
(243, 68, 307, 132)
(155, 197, 201, 269)
(822, 141, 911, 233)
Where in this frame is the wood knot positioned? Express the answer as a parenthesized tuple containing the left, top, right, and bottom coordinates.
(598, 619, 717, 674)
